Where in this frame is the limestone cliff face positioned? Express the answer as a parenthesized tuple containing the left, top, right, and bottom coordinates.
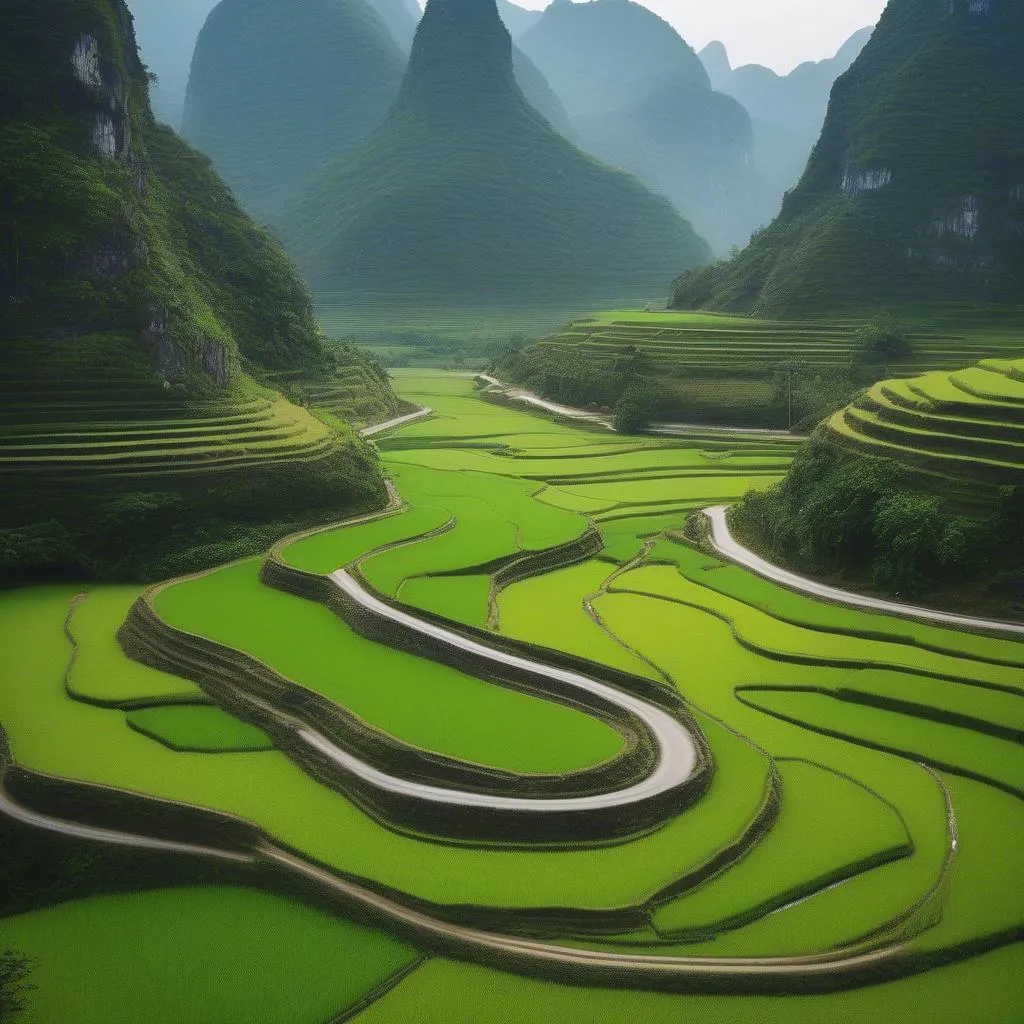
(674, 0, 1024, 313)
(1, 0, 328, 393)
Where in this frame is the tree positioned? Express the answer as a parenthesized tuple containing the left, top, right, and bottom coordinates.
(872, 492, 942, 594)
(0, 951, 35, 1021)
(613, 382, 656, 434)
(851, 312, 912, 377)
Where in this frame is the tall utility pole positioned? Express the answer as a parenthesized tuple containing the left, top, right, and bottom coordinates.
(787, 362, 794, 431)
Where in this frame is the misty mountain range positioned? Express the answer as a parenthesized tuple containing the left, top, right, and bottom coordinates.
(127, 0, 873, 260)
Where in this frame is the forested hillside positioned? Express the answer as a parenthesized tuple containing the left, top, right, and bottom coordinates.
(0, 0, 392, 581)
(675, 0, 1024, 314)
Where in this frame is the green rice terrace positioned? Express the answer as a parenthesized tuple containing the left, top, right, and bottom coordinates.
(496, 309, 1024, 428)
(830, 357, 1024, 493)
(1, 372, 1022, 1022)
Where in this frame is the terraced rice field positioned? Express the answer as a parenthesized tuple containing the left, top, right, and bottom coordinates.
(830, 357, 1024, 496)
(0, 381, 341, 480)
(1, 371, 1021, 1022)
(540, 310, 1024, 378)
(514, 309, 1024, 426)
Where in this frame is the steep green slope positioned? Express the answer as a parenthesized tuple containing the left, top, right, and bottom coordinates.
(676, 0, 1024, 314)
(182, 0, 407, 225)
(735, 357, 1024, 613)
(283, 0, 709, 306)
(0, 0, 388, 581)
(699, 28, 874, 223)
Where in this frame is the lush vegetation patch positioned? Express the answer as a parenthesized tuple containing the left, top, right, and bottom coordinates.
(733, 397, 1024, 608)
(0, 0, 395, 583)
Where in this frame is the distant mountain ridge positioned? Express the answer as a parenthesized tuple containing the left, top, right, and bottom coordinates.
(182, 0, 407, 225)
(282, 0, 709, 304)
(699, 27, 874, 213)
(676, 0, 1024, 314)
(180, 0, 572, 222)
(517, 0, 768, 252)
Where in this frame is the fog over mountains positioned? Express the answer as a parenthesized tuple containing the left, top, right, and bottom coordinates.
(675, 0, 1024, 314)
(124, 0, 879, 296)
(281, 0, 709, 304)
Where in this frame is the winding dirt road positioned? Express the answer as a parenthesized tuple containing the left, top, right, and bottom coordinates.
(478, 375, 801, 438)
(0, 780, 920, 990)
(0, 789, 252, 863)
(360, 407, 434, 438)
(320, 569, 700, 812)
(477, 374, 613, 427)
(705, 505, 1024, 637)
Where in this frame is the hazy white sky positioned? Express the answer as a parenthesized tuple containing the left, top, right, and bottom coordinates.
(515, 0, 889, 74)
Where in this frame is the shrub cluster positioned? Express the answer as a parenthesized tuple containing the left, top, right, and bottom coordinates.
(734, 430, 1024, 597)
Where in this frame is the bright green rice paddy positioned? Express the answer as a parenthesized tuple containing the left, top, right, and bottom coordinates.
(2, 370, 1021, 1022)
(0, 887, 417, 1024)
(126, 704, 275, 753)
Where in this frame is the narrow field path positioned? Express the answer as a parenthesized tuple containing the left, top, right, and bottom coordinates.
(476, 374, 613, 427)
(478, 375, 801, 438)
(360, 407, 433, 437)
(321, 569, 700, 812)
(0, 788, 252, 863)
(0, 783, 927, 991)
(705, 506, 1024, 637)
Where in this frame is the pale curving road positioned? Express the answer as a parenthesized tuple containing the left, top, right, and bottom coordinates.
(478, 375, 802, 438)
(317, 569, 700, 812)
(360, 407, 433, 438)
(0, 780, 915, 987)
(0, 789, 252, 863)
(477, 374, 614, 427)
(705, 505, 1024, 637)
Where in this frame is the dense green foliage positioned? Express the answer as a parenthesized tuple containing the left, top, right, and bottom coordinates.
(282, 0, 709, 308)
(0, 950, 34, 1022)
(736, 429, 1024, 598)
(674, 0, 1024, 314)
(0, 0, 394, 582)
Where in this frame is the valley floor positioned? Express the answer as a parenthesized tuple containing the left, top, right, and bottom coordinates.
(0, 371, 1021, 1022)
